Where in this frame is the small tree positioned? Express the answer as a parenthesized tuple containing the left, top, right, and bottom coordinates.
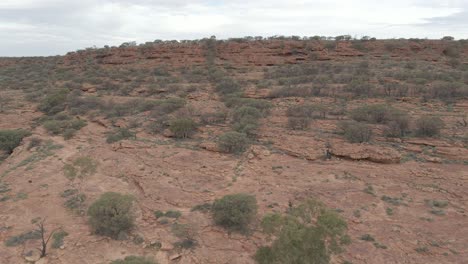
(35, 219, 59, 258)
(212, 193, 257, 232)
(88, 192, 134, 239)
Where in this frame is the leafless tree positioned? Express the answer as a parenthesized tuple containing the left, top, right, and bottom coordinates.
(35, 219, 59, 258)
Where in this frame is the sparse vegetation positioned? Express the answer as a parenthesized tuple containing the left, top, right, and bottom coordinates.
(111, 256, 157, 264)
(106, 128, 136, 143)
(63, 156, 97, 180)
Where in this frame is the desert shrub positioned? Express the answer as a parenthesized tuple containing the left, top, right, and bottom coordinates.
(224, 98, 271, 114)
(426, 81, 467, 102)
(63, 157, 98, 180)
(415, 116, 444, 137)
(233, 116, 259, 136)
(286, 104, 323, 130)
(111, 256, 157, 264)
(88, 192, 134, 239)
(216, 78, 241, 95)
(218, 131, 249, 153)
(0, 129, 31, 154)
(233, 106, 262, 122)
(212, 193, 257, 232)
(38, 89, 69, 115)
(51, 230, 68, 248)
(151, 98, 186, 116)
(443, 44, 460, 58)
(169, 118, 197, 138)
(200, 112, 228, 125)
(350, 104, 393, 124)
(345, 79, 373, 97)
(4, 230, 41, 247)
(164, 210, 182, 219)
(338, 121, 372, 143)
(42, 114, 87, 139)
(68, 94, 103, 115)
(106, 128, 136, 143)
(269, 86, 317, 98)
(384, 113, 410, 138)
(255, 199, 349, 264)
(64, 193, 86, 210)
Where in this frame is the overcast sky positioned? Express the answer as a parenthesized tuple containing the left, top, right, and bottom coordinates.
(1, 0, 467, 56)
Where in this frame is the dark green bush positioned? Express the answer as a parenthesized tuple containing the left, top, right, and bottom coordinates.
(88, 192, 134, 239)
(218, 131, 249, 153)
(0, 129, 31, 154)
(338, 121, 372, 143)
(169, 118, 197, 138)
(212, 193, 257, 232)
(111, 256, 157, 264)
(415, 116, 444, 137)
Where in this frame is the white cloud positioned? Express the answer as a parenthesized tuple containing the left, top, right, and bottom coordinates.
(0, 0, 466, 56)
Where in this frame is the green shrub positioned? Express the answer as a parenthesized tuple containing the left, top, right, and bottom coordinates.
(63, 156, 97, 180)
(0, 129, 31, 154)
(415, 116, 444, 137)
(350, 104, 395, 124)
(42, 114, 87, 139)
(88, 192, 134, 239)
(51, 230, 69, 248)
(212, 193, 257, 232)
(164, 210, 182, 219)
(338, 121, 372, 143)
(111, 256, 157, 264)
(169, 118, 197, 138)
(64, 194, 86, 210)
(106, 128, 136, 143)
(218, 131, 249, 153)
(255, 199, 349, 264)
(38, 89, 69, 115)
(233, 106, 262, 122)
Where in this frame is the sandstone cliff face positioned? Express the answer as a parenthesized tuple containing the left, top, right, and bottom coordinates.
(62, 39, 467, 67)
